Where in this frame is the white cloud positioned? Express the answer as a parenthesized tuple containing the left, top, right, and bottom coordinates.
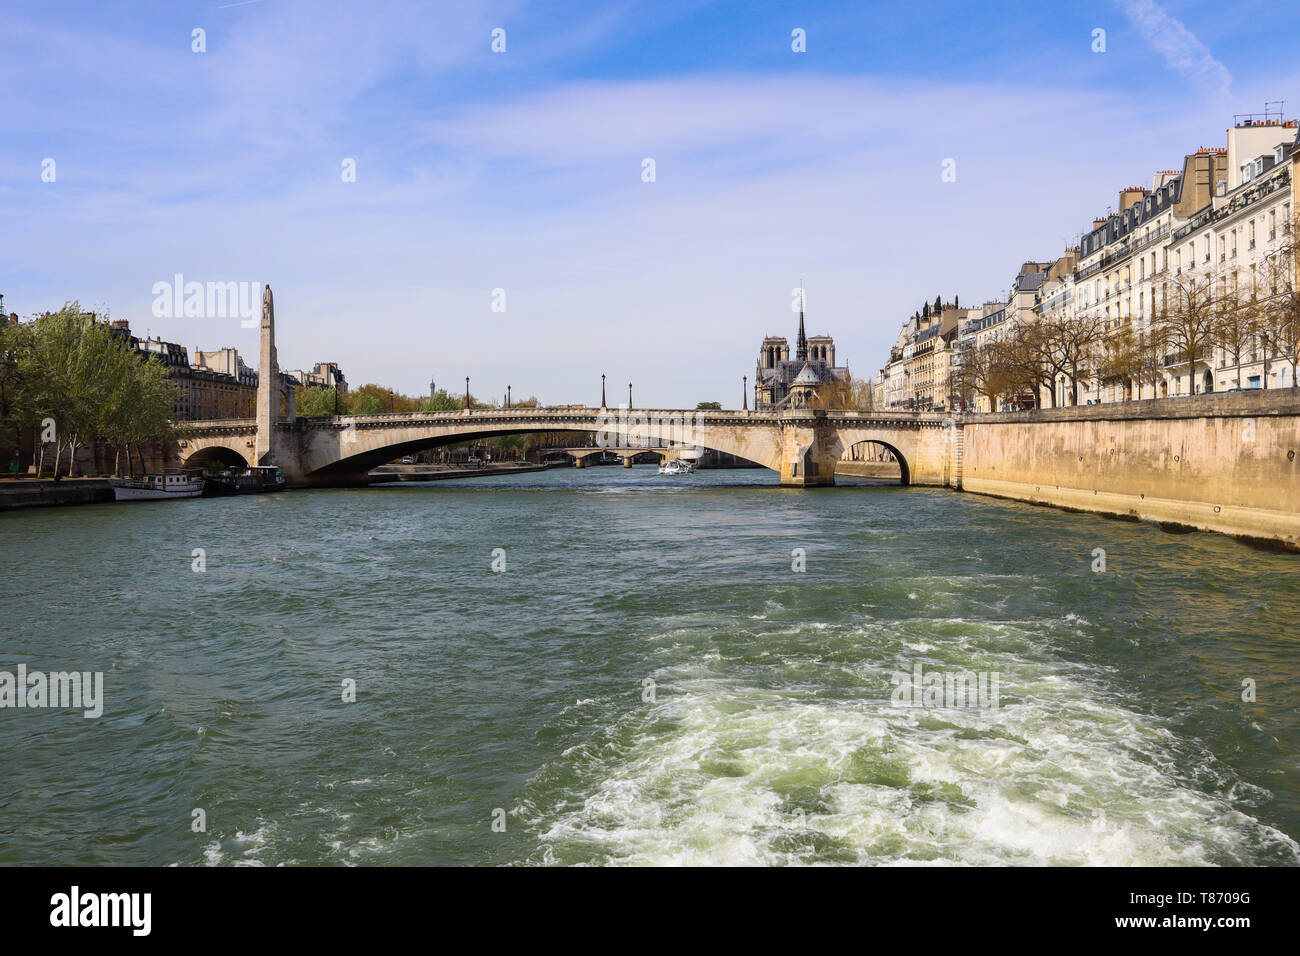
(1115, 0, 1232, 94)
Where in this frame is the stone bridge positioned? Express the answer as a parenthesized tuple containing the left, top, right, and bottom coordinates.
(178, 285, 958, 488)
(178, 407, 960, 488)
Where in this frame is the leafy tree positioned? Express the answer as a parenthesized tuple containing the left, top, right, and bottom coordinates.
(104, 352, 175, 475)
(296, 385, 340, 417)
(30, 306, 128, 475)
(349, 393, 384, 415)
(0, 319, 38, 462)
(421, 388, 464, 412)
(695, 401, 722, 410)
(348, 383, 424, 413)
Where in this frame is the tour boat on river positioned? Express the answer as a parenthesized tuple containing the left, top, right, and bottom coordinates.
(110, 473, 205, 501)
(658, 459, 696, 475)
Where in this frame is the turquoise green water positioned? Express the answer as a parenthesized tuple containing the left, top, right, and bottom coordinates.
(2, 466, 1298, 865)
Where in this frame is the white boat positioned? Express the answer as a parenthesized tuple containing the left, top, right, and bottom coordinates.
(658, 458, 696, 475)
(110, 473, 205, 501)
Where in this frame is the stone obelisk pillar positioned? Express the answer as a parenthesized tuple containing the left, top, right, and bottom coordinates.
(255, 284, 277, 464)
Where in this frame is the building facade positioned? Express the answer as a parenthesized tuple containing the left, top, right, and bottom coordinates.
(875, 114, 1300, 412)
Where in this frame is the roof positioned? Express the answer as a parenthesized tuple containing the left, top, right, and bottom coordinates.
(791, 363, 821, 386)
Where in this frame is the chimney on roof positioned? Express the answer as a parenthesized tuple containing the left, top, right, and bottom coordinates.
(1119, 186, 1145, 212)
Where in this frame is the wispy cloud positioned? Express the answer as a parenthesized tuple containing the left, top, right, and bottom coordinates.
(1115, 0, 1232, 94)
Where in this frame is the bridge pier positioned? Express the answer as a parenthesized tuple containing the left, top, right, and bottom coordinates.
(778, 417, 838, 487)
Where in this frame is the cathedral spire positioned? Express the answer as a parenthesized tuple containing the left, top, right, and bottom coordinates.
(795, 280, 808, 361)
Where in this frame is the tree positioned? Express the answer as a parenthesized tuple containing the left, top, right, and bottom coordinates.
(1157, 276, 1217, 395)
(809, 374, 873, 410)
(1046, 312, 1105, 404)
(104, 353, 175, 475)
(295, 386, 340, 417)
(349, 393, 384, 415)
(695, 401, 722, 410)
(954, 339, 1015, 410)
(30, 306, 129, 475)
(421, 388, 464, 412)
(348, 383, 425, 413)
(1209, 280, 1258, 390)
(1133, 325, 1169, 400)
(16, 305, 176, 477)
(1005, 321, 1062, 408)
(0, 319, 38, 464)
(1097, 325, 1141, 401)
(1262, 212, 1300, 387)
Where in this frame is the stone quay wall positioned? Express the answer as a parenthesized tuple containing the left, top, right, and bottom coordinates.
(961, 390, 1300, 550)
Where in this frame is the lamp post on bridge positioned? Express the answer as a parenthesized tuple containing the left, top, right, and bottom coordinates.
(507, 385, 511, 409)
(601, 374, 606, 409)
(743, 375, 748, 411)
(465, 377, 470, 411)
(628, 382, 633, 410)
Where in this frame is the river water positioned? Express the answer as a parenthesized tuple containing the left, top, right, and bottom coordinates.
(2, 465, 1298, 866)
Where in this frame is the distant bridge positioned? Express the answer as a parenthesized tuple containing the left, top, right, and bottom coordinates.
(177, 286, 961, 488)
(179, 407, 960, 488)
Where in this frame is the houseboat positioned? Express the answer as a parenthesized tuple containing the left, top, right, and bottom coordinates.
(202, 465, 286, 496)
(110, 473, 205, 501)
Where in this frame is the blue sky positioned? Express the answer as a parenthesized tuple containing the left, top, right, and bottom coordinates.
(3, 0, 1298, 406)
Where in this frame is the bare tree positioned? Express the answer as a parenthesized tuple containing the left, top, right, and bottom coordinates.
(1046, 312, 1105, 404)
(1156, 275, 1217, 395)
(1097, 324, 1141, 401)
(1001, 323, 1054, 409)
(1261, 212, 1300, 387)
(1133, 325, 1170, 400)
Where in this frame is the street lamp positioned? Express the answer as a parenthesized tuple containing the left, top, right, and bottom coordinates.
(743, 375, 748, 410)
(465, 376, 470, 410)
(601, 374, 606, 409)
(628, 382, 633, 410)
(507, 385, 512, 408)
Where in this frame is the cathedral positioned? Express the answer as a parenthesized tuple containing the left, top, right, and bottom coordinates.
(754, 292, 849, 409)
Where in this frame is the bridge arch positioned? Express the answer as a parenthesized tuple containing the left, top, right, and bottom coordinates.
(841, 438, 909, 485)
(307, 424, 772, 479)
(183, 444, 250, 469)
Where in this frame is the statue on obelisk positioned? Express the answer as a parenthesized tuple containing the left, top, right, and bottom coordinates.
(255, 284, 277, 463)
